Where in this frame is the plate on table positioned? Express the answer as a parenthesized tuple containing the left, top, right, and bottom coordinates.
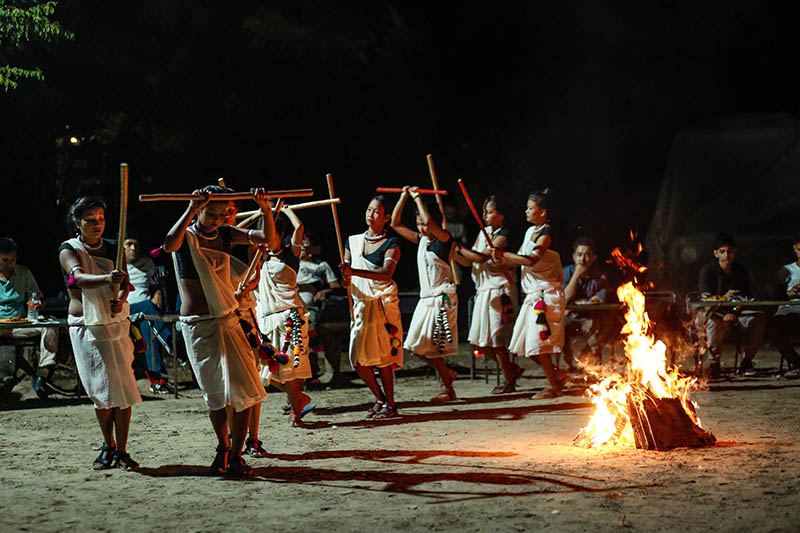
(0, 317, 31, 324)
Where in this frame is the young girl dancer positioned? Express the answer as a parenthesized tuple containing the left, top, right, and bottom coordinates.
(223, 199, 268, 457)
(492, 190, 568, 399)
(163, 186, 274, 476)
(454, 195, 520, 394)
(59, 196, 142, 471)
(253, 205, 314, 427)
(340, 195, 403, 419)
(391, 186, 458, 402)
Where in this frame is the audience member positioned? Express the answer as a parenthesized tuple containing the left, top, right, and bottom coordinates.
(562, 237, 613, 371)
(124, 233, 173, 394)
(771, 232, 800, 376)
(297, 232, 343, 387)
(0, 237, 58, 397)
(698, 232, 766, 377)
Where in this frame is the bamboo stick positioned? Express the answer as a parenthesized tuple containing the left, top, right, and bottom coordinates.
(138, 188, 313, 202)
(235, 198, 341, 219)
(426, 154, 460, 285)
(235, 198, 285, 228)
(327, 174, 353, 319)
(112, 163, 129, 316)
(237, 247, 264, 292)
(376, 187, 447, 195)
(457, 178, 514, 287)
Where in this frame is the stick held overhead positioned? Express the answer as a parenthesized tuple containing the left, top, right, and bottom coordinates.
(235, 198, 341, 219)
(376, 187, 447, 195)
(427, 154, 460, 285)
(138, 188, 313, 202)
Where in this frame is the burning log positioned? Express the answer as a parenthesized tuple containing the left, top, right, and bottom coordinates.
(572, 282, 716, 451)
(626, 385, 716, 450)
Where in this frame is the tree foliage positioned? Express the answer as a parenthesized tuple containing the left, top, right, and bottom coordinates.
(0, 0, 73, 90)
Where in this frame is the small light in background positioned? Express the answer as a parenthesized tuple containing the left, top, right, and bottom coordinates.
(70, 136, 79, 145)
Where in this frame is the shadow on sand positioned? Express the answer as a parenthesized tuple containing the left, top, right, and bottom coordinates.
(138, 448, 656, 501)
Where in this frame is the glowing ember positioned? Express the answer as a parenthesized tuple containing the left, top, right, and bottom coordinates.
(572, 282, 708, 449)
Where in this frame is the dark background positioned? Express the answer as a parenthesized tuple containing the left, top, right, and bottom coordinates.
(3, 0, 799, 296)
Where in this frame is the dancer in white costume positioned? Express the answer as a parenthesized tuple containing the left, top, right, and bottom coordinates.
(453, 195, 522, 394)
(253, 206, 314, 427)
(340, 195, 403, 419)
(492, 190, 569, 399)
(391, 186, 458, 402)
(222, 199, 270, 457)
(163, 185, 275, 476)
(58, 196, 142, 471)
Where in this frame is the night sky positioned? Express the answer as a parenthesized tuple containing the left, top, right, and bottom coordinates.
(3, 1, 799, 296)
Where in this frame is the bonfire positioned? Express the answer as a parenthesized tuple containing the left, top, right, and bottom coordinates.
(572, 281, 716, 450)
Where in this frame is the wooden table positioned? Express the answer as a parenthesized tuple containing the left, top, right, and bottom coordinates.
(688, 300, 800, 309)
(0, 318, 68, 331)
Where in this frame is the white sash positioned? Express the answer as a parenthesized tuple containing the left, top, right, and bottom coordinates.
(173, 229, 238, 318)
(66, 238, 129, 326)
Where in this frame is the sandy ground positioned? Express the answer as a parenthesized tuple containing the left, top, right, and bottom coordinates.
(1, 346, 799, 533)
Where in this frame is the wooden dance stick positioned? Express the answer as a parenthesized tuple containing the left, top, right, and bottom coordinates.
(237, 198, 285, 228)
(426, 154, 460, 285)
(234, 198, 341, 219)
(237, 247, 264, 292)
(376, 187, 447, 195)
(327, 173, 353, 319)
(138, 188, 313, 202)
(112, 163, 129, 316)
(457, 178, 514, 286)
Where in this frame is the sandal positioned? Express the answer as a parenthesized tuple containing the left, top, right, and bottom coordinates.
(114, 452, 140, 472)
(491, 380, 515, 394)
(532, 388, 562, 400)
(210, 443, 229, 475)
(373, 404, 398, 419)
(431, 383, 457, 403)
(245, 438, 268, 458)
(226, 454, 252, 477)
(366, 400, 384, 419)
(92, 444, 116, 470)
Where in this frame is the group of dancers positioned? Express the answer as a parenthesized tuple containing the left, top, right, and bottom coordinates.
(60, 183, 570, 476)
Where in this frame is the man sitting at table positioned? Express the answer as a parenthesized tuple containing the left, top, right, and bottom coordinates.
(771, 232, 800, 376)
(0, 237, 58, 397)
(124, 232, 173, 394)
(698, 232, 766, 377)
(562, 237, 613, 372)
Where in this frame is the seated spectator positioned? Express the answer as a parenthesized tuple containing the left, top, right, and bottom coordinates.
(562, 237, 613, 371)
(771, 232, 800, 376)
(297, 232, 343, 388)
(124, 233, 173, 394)
(698, 232, 766, 377)
(0, 237, 58, 397)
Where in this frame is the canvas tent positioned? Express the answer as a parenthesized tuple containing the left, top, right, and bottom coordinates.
(645, 114, 800, 299)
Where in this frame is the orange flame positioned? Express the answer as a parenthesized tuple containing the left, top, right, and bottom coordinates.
(572, 282, 701, 448)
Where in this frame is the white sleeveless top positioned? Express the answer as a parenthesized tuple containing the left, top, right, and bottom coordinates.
(777, 262, 800, 316)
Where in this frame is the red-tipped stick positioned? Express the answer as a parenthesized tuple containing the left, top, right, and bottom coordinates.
(457, 178, 514, 286)
(376, 187, 448, 195)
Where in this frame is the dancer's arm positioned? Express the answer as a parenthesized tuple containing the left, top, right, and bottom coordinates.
(163, 190, 211, 253)
(411, 187, 450, 243)
(390, 187, 419, 243)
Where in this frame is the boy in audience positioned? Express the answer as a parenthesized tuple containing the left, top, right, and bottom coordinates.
(698, 232, 766, 377)
(562, 237, 613, 372)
